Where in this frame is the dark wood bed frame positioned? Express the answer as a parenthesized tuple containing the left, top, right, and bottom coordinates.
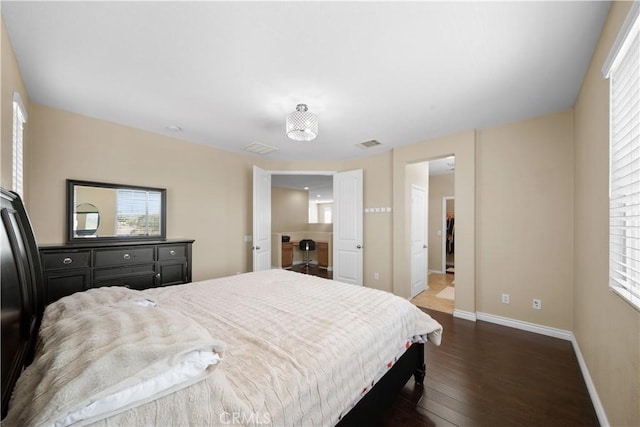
(0, 187, 425, 423)
(1, 189, 45, 417)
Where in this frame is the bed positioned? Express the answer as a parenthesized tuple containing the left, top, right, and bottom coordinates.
(1, 188, 442, 426)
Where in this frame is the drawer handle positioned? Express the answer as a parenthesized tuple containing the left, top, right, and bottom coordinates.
(123, 253, 131, 260)
(156, 273, 161, 279)
(62, 257, 73, 265)
(169, 250, 176, 256)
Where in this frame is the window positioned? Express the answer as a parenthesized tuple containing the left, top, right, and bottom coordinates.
(12, 92, 27, 197)
(323, 205, 332, 224)
(604, 2, 640, 311)
(116, 189, 162, 236)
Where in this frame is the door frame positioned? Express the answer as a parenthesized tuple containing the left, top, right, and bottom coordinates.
(264, 169, 363, 285)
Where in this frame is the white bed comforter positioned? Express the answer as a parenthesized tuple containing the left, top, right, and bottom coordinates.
(7, 269, 442, 427)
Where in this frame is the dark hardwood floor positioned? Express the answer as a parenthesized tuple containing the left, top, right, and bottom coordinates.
(380, 309, 599, 427)
(289, 264, 332, 279)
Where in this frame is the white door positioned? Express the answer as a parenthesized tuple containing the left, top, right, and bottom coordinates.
(410, 185, 427, 298)
(333, 169, 363, 285)
(252, 165, 271, 271)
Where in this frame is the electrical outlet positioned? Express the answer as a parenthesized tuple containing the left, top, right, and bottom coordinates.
(532, 299, 542, 310)
(501, 294, 510, 304)
(374, 272, 379, 280)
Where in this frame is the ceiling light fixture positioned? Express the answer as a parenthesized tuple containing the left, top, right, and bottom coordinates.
(286, 104, 318, 141)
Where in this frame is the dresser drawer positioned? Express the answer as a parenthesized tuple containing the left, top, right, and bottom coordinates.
(94, 264, 156, 281)
(42, 251, 91, 271)
(44, 270, 90, 303)
(158, 244, 187, 260)
(93, 272, 157, 291)
(94, 247, 154, 267)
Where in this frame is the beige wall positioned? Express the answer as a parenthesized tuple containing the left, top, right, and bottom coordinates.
(574, 1, 639, 425)
(428, 173, 454, 272)
(1, 18, 30, 200)
(476, 110, 574, 329)
(27, 104, 258, 281)
(271, 186, 308, 232)
(307, 223, 333, 233)
(315, 202, 333, 224)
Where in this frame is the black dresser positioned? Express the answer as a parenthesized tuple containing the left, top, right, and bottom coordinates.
(39, 239, 194, 304)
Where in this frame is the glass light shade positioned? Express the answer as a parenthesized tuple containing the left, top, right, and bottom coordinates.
(286, 104, 318, 141)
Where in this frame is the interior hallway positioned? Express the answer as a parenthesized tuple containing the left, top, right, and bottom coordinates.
(411, 273, 454, 314)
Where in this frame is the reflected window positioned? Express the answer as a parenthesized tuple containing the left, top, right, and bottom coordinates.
(323, 206, 332, 224)
(116, 190, 162, 236)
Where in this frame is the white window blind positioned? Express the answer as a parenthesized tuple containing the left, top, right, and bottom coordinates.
(116, 189, 162, 236)
(605, 3, 640, 311)
(12, 92, 27, 197)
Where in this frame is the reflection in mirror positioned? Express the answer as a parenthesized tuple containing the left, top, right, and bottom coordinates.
(74, 203, 100, 237)
(114, 189, 162, 237)
(67, 180, 166, 242)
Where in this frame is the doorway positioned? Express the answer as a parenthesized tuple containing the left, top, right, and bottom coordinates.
(252, 168, 364, 285)
(410, 156, 455, 314)
(443, 196, 455, 274)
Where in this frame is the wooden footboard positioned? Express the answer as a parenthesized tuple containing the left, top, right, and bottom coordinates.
(1, 189, 44, 418)
(336, 342, 425, 426)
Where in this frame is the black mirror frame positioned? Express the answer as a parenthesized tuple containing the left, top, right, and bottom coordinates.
(66, 179, 167, 243)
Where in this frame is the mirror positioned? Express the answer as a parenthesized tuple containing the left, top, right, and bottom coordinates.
(67, 180, 166, 242)
(74, 203, 100, 236)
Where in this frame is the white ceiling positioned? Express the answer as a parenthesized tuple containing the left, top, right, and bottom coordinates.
(2, 1, 610, 162)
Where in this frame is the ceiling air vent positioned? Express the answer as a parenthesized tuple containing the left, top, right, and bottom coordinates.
(243, 142, 279, 155)
(355, 140, 382, 149)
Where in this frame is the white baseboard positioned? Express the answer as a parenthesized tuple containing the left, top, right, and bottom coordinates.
(476, 312, 572, 340)
(570, 335, 609, 427)
(453, 309, 477, 322)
